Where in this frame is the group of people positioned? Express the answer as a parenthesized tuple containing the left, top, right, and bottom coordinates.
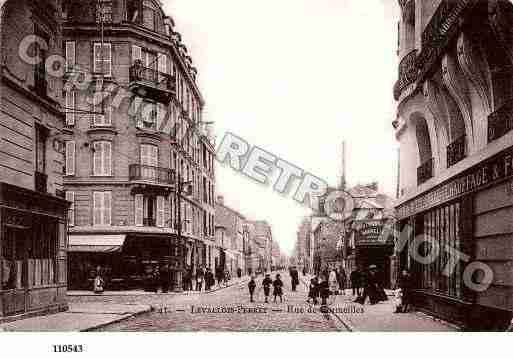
(247, 273, 284, 303)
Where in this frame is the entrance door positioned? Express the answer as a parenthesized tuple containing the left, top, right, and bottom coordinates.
(2, 227, 29, 316)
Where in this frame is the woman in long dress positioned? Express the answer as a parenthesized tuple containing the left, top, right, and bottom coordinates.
(328, 268, 339, 295)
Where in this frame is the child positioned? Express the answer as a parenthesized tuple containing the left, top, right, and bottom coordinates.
(307, 276, 319, 305)
(273, 274, 284, 303)
(248, 276, 256, 302)
(93, 274, 104, 294)
(262, 273, 272, 303)
(394, 289, 403, 313)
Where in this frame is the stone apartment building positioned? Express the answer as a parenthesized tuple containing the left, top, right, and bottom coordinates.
(61, 0, 216, 291)
(0, 0, 69, 319)
(394, 0, 513, 329)
(246, 220, 273, 274)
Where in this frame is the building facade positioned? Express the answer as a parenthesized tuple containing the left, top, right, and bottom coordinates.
(394, 0, 513, 329)
(0, 0, 69, 319)
(61, 0, 216, 291)
(246, 220, 273, 274)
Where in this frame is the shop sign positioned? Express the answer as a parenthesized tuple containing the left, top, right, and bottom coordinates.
(397, 147, 513, 219)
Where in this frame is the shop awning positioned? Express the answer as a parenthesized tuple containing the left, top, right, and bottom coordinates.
(68, 234, 126, 253)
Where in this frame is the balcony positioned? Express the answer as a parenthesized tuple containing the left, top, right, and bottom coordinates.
(129, 164, 175, 186)
(35, 172, 47, 193)
(129, 62, 176, 104)
(488, 100, 513, 143)
(393, 50, 418, 100)
(447, 135, 466, 167)
(417, 158, 433, 186)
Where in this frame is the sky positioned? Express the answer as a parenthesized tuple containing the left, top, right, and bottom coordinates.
(163, 0, 400, 256)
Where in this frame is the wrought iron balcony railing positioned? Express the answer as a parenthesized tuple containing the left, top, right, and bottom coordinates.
(394, 49, 418, 100)
(129, 62, 176, 103)
(447, 135, 466, 167)
(129, 164, 175, 185)
(417, 158, 434, 186)
(488, 100, 513, 143)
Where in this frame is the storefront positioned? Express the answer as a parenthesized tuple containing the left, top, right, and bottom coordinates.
(68, 232, 184, 291)
(396, 146, 513, 330)
(0, 183, 68, 319)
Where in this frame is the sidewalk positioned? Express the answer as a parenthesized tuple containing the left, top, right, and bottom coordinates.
(0, 303, 151, 332)
(300, 274, 458, 332)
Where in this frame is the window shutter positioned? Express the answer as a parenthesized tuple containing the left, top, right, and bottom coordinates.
(104, 43, 112, 77)
(157, 196, 165, 227)
(135, 194, 143, 226)
(94, 43, 102, 74)
(158, 54, 166, 83)
(93, 142, 102, 175)
(156, 103, 162, 132)
(93, 192, 102, 225)
(65, 141, 75, 176)
(65, 91, 75, 125)
(151, 145, 158, 167)
(104, 142, 112, 175)
(65, 41, 75, 72)
(66, 191, 75, 226)
(132, 45, 142, 64)
(103, 192, 111, 225)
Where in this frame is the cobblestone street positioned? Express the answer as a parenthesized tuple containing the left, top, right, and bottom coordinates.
(90, 273, 346, 332)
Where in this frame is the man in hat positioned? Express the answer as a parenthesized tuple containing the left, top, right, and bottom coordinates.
(354, 264, 381, 305)
(262, 273, 273, 303)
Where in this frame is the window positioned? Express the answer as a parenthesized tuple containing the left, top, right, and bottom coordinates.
(93, 42, 112, 77)
(93, 141, 112, 176)
(66, 191, 75, 226)
(65, 41, 76, 73)
(65, 90, 75, 125)
(157, 53, 167, 80)
(135, 194, 144, 226)
(65, 140, 75, 176)
(35, 124, 47, 174)
(132, 45, 142, 65)
(96, 0, 113, 23)
(92, 97, 112, 126)
(140, 144, 158, 179)
(93, 191, 111, 226)
(137, 101, 157, 130)
(156, 196, 165, 227)
(143, 5, 155, 30)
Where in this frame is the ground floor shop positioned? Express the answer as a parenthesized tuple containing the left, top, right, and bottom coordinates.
(0, 183, 68, 320)
(396, 146, 513, 330)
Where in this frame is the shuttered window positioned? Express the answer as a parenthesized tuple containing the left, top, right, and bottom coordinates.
(135, 194, 144, 226)
(65, 41, 76, 73)
(66, 191, 75, 227)
(65, 90, 75, 125)
(92, 97, 112, 126)
(93, 141, 112, 176)
(156, 196, 165, 227)
(93, 42, 112, 77)
(93, 191, 111, 226)
(132, 45, 142, 64)
(65, 140, 75, 176)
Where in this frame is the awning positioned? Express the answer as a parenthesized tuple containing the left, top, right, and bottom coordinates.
(69, 234, 126, 253)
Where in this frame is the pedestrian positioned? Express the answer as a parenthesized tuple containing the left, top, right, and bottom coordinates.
(248, 276, 256, 302)
(152, 265, 160, 293)
(215, 266, 223, 287)
(354, 265, 381, 305)
(329, 267, 339, 295)
(290, 267, 299, 291)
(237, 268, 242, 278)
(273, 273, 284, 303)
(302, 267, 306, 277)
(224, 268, 230, 286)
(395, 269, 412, 313)
(350, 268, 361, 297)
(338, 267, 347, 295)
(205, 268, 214, 291)
(262, 273, 272, 303)
(307, 276, 319, 305)
(93, 272, 104, 294)
(196, 267, 205, 292)
(318, 275, 330, 307)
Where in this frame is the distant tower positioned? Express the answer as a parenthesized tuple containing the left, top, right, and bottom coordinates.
(340, 141, 347, 190)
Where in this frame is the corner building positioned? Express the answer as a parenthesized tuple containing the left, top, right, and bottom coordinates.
(61, 0, 216, 291)
(394, 0, 513, 329)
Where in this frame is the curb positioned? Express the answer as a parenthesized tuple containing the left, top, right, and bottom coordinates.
(80, 306, 153, 332)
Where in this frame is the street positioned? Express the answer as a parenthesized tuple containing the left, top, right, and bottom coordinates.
(90, 273, 346, 332)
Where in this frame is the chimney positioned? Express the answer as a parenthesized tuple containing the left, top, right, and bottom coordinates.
(217, 195, 224, 205)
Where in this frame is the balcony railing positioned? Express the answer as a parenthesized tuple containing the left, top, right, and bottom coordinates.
(488, 100, 513, 143)
(417, 158, 433, 186)
(129, 62, 176, 103)
(129, 164, 175, 185)
(447, 135, 466, 167)
(35, 171, 47, 193)
(394, 49, 418, 100)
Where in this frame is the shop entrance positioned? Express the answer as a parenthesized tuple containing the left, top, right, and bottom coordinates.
(356, 245, 394, 288)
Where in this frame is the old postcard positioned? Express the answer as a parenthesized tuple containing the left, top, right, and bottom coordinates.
(0, 1, 512, 350)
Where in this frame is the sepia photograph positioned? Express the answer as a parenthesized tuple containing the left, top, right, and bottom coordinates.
(0, 0, 511, 355)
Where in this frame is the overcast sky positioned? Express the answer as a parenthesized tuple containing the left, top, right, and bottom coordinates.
(163, 0, 400, 255)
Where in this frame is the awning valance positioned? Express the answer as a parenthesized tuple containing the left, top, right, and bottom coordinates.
(69, 234, 126, 253)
